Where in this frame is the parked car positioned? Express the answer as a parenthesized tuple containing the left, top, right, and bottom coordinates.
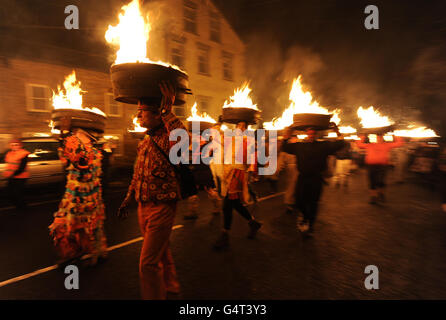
(0, 137, 65, 189)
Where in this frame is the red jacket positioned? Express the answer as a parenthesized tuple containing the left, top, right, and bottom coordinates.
(356, 136, 404, 165)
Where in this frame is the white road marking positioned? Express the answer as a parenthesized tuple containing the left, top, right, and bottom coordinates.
(0, 224, 184, 288)
(0, 192, 283, 288)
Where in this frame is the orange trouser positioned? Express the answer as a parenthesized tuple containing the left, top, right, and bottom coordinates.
(137, 201, 180, 300)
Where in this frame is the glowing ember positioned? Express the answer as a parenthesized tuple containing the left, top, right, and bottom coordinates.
(186, 103, 217, 123)
(52, 71, 106, 117)
(223, 83, 259, 111)
(263, 76, 338, 130)
(357, 106, 393, 128)
(394, 126, 438, 138)
(129, 116, 147, 133)
(105, 0, 182, 71)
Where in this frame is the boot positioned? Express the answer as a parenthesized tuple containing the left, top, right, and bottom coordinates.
(248, 219, 262, 239)
(213, 231, 229, 250)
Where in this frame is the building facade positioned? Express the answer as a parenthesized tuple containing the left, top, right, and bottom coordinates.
(0, 0, 246, 164)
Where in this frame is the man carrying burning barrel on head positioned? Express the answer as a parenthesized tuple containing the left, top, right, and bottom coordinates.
(282, 123, 346, 235)
(118, 82, 186, 300)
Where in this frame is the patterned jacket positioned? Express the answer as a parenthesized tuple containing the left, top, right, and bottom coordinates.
(126, 112, 187, 203)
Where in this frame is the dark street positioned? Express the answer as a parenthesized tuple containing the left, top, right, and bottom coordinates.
(1, 170, 445, 299)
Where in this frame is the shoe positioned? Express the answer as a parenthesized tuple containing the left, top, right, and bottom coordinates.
(213, 232, 229, 250)
(248, 220, 262, 239)
(183, 214, 198, 220)
(369, 196, 378, 205)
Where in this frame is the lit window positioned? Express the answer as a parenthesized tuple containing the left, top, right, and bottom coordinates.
(197, 43, 210, 75)
(222, 51, 234, 81)
(171, 37, 186, 69)
(25, 84, 51, 112)
(197, 95, 212, 114)
(105, 93, 123, 117)
(210, 11, 221, 43)
(173, 106, 186, 119)
(184, 0, 198, 34)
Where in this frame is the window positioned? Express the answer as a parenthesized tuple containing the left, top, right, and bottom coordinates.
(25, 84, 52, 112)
(171, 37, 186, 69)
(197, 43, 210, 75)
(184, 0, 198, 34)
(222, 51, 234, 81)
(104, 93, 123, 117)
(197, 95, 212, 114)
(22, 141, 60, 162)
(210, 11, 221, 43)
(173, 106, 186, 119)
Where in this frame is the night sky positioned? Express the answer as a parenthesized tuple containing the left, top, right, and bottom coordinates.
(1, 0, 446, 133)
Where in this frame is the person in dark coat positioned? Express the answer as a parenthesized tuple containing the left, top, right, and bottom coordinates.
(282, 124, 345, 235)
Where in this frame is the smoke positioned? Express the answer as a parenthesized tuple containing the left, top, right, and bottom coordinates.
(245, 33, 326, 122)
(408, 44, 446, 135)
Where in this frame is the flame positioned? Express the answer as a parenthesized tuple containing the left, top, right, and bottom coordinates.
(105, 0, 182, 70)
(223, 83, 259, 110)
(263, 76, 338, 130)
(327, 132, 338, 138)
(357, 106, 393, 128)
(221, 124, 229, 131)
(394, 126, 438, 138)
(129, 116, 147, 133)
(52, 71, 106, 117)
(186, 103, 217, 123)
(344, 135, 360, 141)
(339, 126, 357, 134)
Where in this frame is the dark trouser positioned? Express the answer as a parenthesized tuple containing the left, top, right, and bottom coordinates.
(295, 175, 323, 228)
(8, 178, 27, 210)
(368, 165, 387, 190)
(223, 196, 252, 230)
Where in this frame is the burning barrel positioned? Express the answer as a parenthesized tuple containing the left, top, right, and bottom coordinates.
(51, 109, 107, 133)
(292, 113, 332, 130)
(359, 125, 395, 135)
(110, 63, 192, 105)
(222, 107, 261, 125)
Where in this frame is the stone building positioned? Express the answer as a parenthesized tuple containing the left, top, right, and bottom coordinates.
(0, 0, 246, 165)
